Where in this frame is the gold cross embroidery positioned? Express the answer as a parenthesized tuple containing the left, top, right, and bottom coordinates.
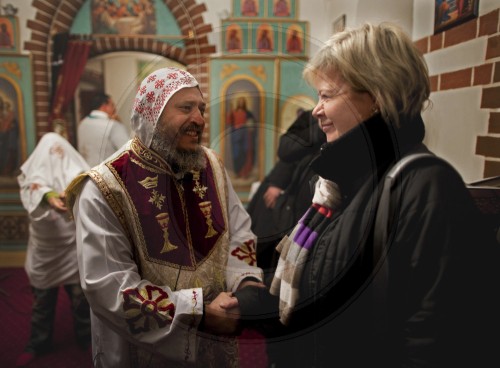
(192, 171, 207, 199)
(149, 189, 166, 210)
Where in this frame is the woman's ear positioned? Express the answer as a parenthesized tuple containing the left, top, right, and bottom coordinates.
(371, 95, 379, 115)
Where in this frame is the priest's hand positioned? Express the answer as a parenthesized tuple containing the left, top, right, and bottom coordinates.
(202, 292, 240, 335)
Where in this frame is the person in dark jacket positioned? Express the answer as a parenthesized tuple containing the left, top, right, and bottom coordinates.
(246, 109, 325, 282)
(230, 22, 499, 367)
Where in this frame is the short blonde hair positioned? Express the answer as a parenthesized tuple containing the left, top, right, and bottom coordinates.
(303, 22, 430, 127)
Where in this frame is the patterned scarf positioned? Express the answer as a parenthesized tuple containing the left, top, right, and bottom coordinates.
(270, 177, 341, 325)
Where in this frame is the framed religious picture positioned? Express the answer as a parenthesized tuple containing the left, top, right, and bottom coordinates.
(223, 85, 262, 185)
(222, 21, 250, 54)
(253, 23, 278, 54)
(233, 0, 265, 17)
(281, 22, 307, 56)
(0, 55, 36, 191)
(268, 0, 296, 19)
(0, 16, 20, 54)
(225, 23, 245, 54)
(434, 0, 479, 34)
(209, 58, 276, 201)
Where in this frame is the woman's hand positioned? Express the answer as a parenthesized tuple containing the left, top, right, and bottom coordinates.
(263, 186, 283, 208)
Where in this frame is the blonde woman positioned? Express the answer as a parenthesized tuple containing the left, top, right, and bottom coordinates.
(236, 22, 499, 368)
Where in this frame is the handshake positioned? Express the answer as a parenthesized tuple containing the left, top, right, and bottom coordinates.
(201, 280, 269, 335)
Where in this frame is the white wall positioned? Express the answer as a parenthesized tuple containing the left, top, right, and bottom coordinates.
(413, 0, 500, 182)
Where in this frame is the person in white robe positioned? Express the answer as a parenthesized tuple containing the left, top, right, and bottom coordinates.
(16, 131, 91, 366)
(66, 67, 265, 367)
(77, 92, 130, 167)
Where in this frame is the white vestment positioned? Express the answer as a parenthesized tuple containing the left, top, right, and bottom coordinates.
(71, 140, 263, 367)
(18, 132, 90, 289)
(77, 109, 130, 167)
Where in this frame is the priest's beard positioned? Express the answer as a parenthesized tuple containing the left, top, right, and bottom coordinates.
(150, 126, 206, 175)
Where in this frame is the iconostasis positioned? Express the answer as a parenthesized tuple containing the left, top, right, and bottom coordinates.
(210, 0, 316, 202)
(0, 14, 36, 250)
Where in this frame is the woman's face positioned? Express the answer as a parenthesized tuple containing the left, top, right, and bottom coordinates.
(311, 73, 375, 143)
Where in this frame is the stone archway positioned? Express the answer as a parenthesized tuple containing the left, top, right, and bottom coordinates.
(24, 0, 215, 141)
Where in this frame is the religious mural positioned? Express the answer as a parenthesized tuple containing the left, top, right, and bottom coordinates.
(91, 0, 157, 35)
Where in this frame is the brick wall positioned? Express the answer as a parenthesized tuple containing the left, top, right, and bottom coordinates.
(414, 9, 500, 178)
(24, 0, 215, 144)
(0, 0, 216, 251)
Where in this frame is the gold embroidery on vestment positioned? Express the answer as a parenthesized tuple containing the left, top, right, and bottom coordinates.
(156, 213, 178, 253)
(192, 170, 208, 199)
(148, 189, 166, 209)
(138, 175, 158, 189)
(199, 201, 218, 238)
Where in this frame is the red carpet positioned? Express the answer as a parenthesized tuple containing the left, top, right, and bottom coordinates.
(0, 268, 268, 367)
(238, 328, 269, 368)
(0, 268, 92, 368)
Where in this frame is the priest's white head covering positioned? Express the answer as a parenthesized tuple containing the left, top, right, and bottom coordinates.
(131, 67, 199, 148)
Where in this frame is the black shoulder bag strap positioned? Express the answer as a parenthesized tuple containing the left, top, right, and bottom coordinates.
(373, 152, 456, 261)
(372, 153, 454, 336)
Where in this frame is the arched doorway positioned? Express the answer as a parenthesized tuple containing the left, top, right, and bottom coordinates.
(75, 51, 184, 142)
(24, 0, 215, 142)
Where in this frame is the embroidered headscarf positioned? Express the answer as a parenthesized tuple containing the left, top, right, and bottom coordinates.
(131, 67, 199, 148)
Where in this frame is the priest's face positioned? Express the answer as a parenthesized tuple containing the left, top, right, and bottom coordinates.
(150, 87, 207, 172)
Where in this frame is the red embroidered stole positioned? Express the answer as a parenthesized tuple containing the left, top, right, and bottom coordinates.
(106, 138, 227, 269)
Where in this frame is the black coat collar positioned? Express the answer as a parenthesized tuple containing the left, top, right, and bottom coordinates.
(310, 113, 425, 198)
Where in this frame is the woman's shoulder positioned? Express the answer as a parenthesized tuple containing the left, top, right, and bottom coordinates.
(396, 152, 464, 187)
(393, 152, 472, 211)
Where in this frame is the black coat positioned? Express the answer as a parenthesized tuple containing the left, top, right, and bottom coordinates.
(240, 113, 500, 367)
(246, 110, 325, 277)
